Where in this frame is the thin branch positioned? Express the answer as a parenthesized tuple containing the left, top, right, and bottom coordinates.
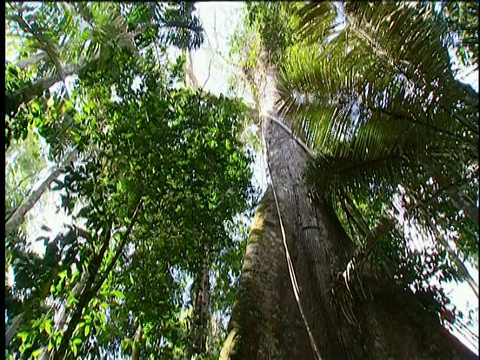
(185, 50, 200, 89)
(13, 52, 47, 69)
(92, 200, 143, 293)
(425, 210, 478, 299)
(201, 8, 218, 89)
(201, 54, 214, 89)
(54, 199, 143, 360)
(131, 322, 142, 360)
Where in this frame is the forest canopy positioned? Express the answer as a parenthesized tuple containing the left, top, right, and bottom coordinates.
(5, 1, 479, 359)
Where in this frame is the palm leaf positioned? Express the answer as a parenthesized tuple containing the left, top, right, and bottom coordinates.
(274, 1, 478, 219)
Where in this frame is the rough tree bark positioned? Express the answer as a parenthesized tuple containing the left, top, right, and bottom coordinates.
(220, 56, 476, 359)
(188, 248, 211, 358)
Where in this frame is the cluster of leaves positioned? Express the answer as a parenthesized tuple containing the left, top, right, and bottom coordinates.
(5, 226, 92, 359)
(123, 2, 204, 50)
(244, 2, 305, 65)
(5, 1, 206, 156)
(229, 2, 305, 100)
(5, 2, 261, 359)
(70, 52, 253, 358)
(6, 35, 255, 360)
(5, 63, 44, 147)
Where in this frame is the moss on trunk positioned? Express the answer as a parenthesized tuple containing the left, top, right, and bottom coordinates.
(220, 186, 315, 360)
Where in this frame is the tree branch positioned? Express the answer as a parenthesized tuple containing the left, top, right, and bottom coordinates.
(92, 200, 143, 293)
(185, 50, 200, 89)
(54, 199, 143, 360)
(5, 149, 78, 237)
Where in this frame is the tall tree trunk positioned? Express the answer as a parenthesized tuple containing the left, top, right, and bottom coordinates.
(5, 149, 77, 238)
(188, 248, 211, 358)
(220, 58, 476, 359)
(220, 185, 318, 359)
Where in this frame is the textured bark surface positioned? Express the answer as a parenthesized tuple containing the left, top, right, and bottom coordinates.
(188, 250, 211, 358)
(220, 186, 315, 359)
(221, 56, 476, 359)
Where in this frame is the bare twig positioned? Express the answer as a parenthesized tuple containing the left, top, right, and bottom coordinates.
(201, 8, 218, 89)
(185, 50, 200, 89)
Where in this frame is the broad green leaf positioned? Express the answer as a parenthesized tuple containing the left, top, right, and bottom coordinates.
(31, 348, 43, 358)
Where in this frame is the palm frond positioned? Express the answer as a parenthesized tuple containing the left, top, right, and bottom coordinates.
(296, 2, 338, 44)
(277, 2, 477, 190)
(286, 2, 478, 142)
(148, 2, 204, 50)
(306, 137, 412, 200)
(344, 2, 478, 130)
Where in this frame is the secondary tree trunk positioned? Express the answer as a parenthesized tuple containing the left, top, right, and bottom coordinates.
(131, 323, 142, 360)
(5, 148, 78, 238)
(220, 57, 476, 359)
(6, 64, 79, 117)
(188, 249, 211, 358)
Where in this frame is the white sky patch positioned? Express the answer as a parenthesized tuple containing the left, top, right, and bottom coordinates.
(391, 186, 479, 354)
(188, 2, 253, 100)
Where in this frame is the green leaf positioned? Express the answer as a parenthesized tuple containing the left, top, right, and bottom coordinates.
(17, 331, 29, 342)
(41, 225, 52, 232)
(56, 334, 62, 348)
(99, 301, 109, 309)
(31, 348, 43, 358)
(112, 289, 126, 300)
(45, 320, 52, 335)
(58, 270, 68, 280)
(67, 294, 79, 307)
(99, 312, 107, 327)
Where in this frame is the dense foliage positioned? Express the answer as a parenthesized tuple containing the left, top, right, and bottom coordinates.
(5, 2, 257, 359)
